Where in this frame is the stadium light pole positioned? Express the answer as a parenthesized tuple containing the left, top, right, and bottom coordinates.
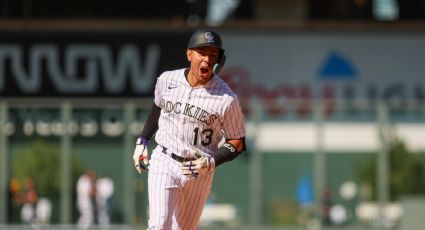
(123, 102, 136, 225)
(313, 100, 325, 229)
(377, 102, 390, 227)
(249, 98, 263, 226)
(0, 102, 8, 224)
(60, 101, 72, 223)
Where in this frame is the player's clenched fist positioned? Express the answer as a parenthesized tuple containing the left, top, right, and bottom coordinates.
(181, 152, 215, 177)
(133, 137, 149, 174)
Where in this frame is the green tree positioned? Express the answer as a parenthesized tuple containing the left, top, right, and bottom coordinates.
(358, 138, 425, 201)
(12, 139, 84, 198)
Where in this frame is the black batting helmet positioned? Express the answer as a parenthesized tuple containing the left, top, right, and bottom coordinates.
(187, 29, 224, 51)
(187, 29, 226, 75)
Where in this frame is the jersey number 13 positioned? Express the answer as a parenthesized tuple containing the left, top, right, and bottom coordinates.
(193, 127, 213, 146)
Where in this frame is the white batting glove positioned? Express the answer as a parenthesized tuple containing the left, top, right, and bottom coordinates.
(133, 137, 149, 174)
(181, 152, 215, 177)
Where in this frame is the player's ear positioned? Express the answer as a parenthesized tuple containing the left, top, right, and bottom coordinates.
(186, 49, 192, 62)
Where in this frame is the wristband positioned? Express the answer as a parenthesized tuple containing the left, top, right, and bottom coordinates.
(136, 136, 149, 145)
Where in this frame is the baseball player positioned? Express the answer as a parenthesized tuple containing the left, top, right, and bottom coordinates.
(76, 170, 96, 230)
(95, 174, 114, 228)
(132, 29, 246, 230)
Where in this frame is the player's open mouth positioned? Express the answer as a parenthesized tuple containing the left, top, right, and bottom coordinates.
(200, 66, 209, 75)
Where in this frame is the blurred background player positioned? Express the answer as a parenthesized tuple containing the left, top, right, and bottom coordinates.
(76, 169, 96, 230)
(19, 177, 39, 225)
(96, 173, 114, 229)
(132, 29, 246, 229)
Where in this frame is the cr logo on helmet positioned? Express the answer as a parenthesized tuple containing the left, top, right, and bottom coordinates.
(204, 32, 215, 43)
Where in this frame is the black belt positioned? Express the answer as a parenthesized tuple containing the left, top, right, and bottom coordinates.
(161, 146, 196, 163)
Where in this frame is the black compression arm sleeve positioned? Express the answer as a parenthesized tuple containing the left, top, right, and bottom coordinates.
(140, 103, 161, 140)
(213, 142, 241, 167)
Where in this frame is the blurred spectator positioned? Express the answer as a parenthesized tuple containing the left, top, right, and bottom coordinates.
(296, 175, 314, 225)
(96, 173, 114, 229)
(206, 0, 254, 26)
(76, 169, 96, 230)
(35, 197, 53, 227)
(373, 0, 399, 20)
(19, 177, 39, 225)
(8, 177, 22, 222)
(296, 176, 314, 208)
(206, 0, 240, 26)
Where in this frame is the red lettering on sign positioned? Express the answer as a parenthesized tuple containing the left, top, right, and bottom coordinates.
(221, 66, 336, 118)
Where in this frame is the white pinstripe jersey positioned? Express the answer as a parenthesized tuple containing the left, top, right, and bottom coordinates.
(153, 68, 246, 158)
